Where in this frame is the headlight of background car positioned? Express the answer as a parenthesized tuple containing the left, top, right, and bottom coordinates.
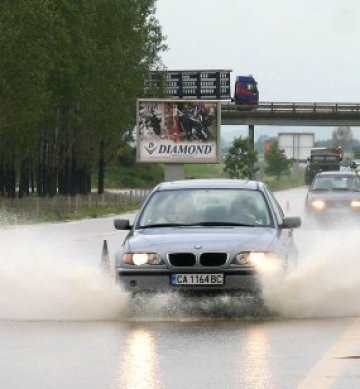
(233, 251, 280, 266)
(350, 200, 360, 208)
(123, 253, 163, 265)
(309, 199, 326, 210)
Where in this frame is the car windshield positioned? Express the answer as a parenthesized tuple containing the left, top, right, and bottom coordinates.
(312, 176, 360, 191)
(138, 188, 272, 227)
(312, 155, 339, 162)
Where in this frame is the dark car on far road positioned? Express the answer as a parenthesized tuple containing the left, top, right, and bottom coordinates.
(112, 179, 301, 297)
(305, 171, 360, 223)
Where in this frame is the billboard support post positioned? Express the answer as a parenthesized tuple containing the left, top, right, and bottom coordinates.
(164, 164, 185, 181)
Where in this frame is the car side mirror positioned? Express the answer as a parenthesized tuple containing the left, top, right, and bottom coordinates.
(114, 218, 132, 230)
(350, 161, 357, 169)
(281, 216, 301, 229)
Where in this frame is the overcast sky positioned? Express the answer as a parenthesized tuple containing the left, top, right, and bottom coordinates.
(156, 0, 360, 102)
(155, 0, 360, 141)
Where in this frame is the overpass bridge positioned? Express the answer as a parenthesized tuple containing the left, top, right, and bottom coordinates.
(220, 101, 360, 149)
(221, 101, 360, 126)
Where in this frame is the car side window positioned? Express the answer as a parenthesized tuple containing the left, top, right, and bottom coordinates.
(354, 177, 360, 190)
(264, 186, 284, 225)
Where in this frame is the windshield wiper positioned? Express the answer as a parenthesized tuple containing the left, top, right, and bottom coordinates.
(139, 221, 257, 228)
(186, 221, 256, 227)
(140, 223, 186, 228)
(331, 187, 360, 192)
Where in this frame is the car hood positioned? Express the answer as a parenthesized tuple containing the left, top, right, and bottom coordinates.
(127, 226, 277, 253)
(307, 190, 360, 202)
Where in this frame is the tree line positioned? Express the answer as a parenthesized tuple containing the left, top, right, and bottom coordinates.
(224, 126, 360, 181)
(224, 136, 292, 180)
(0, 0, 166, 198)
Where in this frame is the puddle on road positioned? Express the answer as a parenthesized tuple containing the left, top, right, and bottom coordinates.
(1, 219, 360, 321)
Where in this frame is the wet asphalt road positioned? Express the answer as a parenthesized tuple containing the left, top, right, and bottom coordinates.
(2, 187, 360, 389)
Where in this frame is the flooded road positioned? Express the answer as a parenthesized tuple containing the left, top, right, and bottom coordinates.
(3, 318, 360, 389)
(2, 187, 360, 388)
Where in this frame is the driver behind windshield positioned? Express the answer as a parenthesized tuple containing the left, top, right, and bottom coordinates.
(313, 176, 360, 190)
(173, 195, 197, 224)
(230, 196, 257, 225)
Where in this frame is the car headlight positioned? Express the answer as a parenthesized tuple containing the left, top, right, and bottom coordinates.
(351, 200, 360, 208)
(233, 251, 280, 266)
(233, 251, 283, 274)
(310, 199, 326, 210)
(123, 253, 163, 265)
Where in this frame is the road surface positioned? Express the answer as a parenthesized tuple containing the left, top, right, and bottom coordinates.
(1, 187, 360, 388)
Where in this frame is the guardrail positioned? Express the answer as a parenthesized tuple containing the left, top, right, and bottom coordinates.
(0, 189, 151, 223)
(221, 101, 360, 114)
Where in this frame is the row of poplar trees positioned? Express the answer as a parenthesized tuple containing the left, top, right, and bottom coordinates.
(0, 0, 166, 197)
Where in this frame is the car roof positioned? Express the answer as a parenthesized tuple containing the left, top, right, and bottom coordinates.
(315, 171, 359, 177)
(153, 178, 264, 191)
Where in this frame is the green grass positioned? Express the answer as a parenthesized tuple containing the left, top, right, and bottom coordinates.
(263, 167, 306, 191)
(96, 162, 226, 188)
(264, 174, 304, 191)
(185, 163, 226, 179)
(2, 204, 142, 225)
(96, 163, 164, 189)
(186, 163, 306, 191)
(51, 204, 140, 222)
(100, 162, 305, 192)
(4, 163, 305, 224)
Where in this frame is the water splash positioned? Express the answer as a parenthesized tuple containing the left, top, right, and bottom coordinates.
(0, 226, 128, 321)
(261, 227, 360, 318)
(2, 218, 360, 321)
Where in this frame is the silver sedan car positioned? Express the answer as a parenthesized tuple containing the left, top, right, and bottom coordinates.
(305, 171, 360, 223)
(113, 179, 301, 296)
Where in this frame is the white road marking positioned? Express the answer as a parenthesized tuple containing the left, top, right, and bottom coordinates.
(297, 317, 360, 388)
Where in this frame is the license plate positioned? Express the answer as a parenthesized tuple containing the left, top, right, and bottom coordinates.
(171, 273, 224, 285)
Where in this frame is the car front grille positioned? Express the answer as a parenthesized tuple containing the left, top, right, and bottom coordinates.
(168, 252, 228, 267)
(168, 253, 196, 266)
(327, 199, 347, 207)
(200, 252, 228, 266)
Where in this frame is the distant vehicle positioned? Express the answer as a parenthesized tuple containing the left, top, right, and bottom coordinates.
(305, 147, 342, 185)
(305, 171, 360, 223)
(112, 178, 301, 297)
(234, 75, 259, 105)
(350, 159, 360, 172)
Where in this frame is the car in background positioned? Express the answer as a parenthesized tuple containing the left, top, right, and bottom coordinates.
(112, 179, 301, 297)
(305, 171, 360, 222)
(350, 159, 360, 172)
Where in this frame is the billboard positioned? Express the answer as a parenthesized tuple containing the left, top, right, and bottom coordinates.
(278, 133, 315, 161)
(145, 69, 231, 100)
(136, 99, 221, 163)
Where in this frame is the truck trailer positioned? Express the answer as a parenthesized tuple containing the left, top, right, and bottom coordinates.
(305, 147, 342, 185)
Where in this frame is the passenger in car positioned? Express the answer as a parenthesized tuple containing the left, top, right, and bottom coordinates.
(319, 179, 334, 189)
(204, 205, 228, 223)
(230, 196, 258, 225)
